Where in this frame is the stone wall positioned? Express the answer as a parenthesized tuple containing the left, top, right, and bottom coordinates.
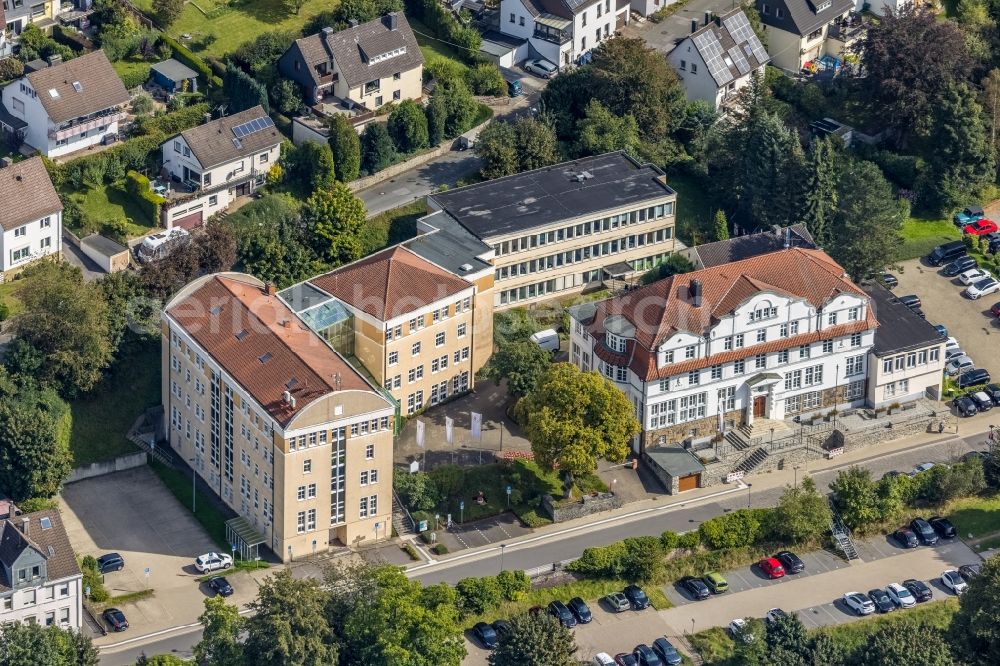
(541, 492, 624, 522)
(66, 451, 148, 484)
(642, 408, 744, 451)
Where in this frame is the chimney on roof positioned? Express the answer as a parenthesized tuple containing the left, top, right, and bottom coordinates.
(690, 279, 703, 307)
(7, 504, 16, 521)
(282, 319, 291, 328)
(334, 372, 342, 391)
(704, 10, 711, 25)
(0, 156, 11, 169)
(691, 18, 698, 33)
(715, 14, 722, 26)
(784, 227, 791, 249)
(47, 54, 61, 67)
(323, 25, 336, 34)
(385, 12, 398, 30)
(203, 112, 212, 125)
(347, 19, 358, 28)
(20, 517, 29, 536)
(265, 282, 276, 297)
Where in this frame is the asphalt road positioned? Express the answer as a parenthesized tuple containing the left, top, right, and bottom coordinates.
(358, 151, 482, 217)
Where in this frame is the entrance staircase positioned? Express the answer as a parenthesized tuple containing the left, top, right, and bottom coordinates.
(731, 447, 769, 475)
(392, 491, 416, 537)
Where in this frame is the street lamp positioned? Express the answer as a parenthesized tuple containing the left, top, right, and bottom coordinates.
(499, 543, 507, 572)
(746, 482, 753, 508)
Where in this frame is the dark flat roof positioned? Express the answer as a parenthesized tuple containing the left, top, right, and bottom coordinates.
(429, 152, 675, 240)
(645, 444, 706, 477)
(81, 233, 127, 257)
(864, 283, 945, 356)
(405, 210, 493, 276)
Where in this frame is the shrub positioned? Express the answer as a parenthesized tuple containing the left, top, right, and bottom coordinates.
(80, 556, 110, 602)
(621, 536, 665, 583)
(566, 541, 628, 578)
(52, 25, 90, 53)
(393, 471, 440, 512)
(465, 62, 506, 97)
(676, 531, 702, 550)
(699, 509, 762, 550)
(456, 575, 502, 614)
(118, 62, 152, 90)
(431, 543, 448, 555)
(402, 543, 420, 561)
(125, 170, 166, 223)
(496, 570, 530, 602)
(0, 57, 24, 83)
(660, 530, 680, 550)
(131, 93, 154, 116)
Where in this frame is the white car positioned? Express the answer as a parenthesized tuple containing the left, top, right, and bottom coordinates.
(912, 462, 936, 475)
(946, 355, 975, 376)
(965, 277, 1000, 299)
(765, 608, 788, 624)
(959, 268, 993, 285)
(728, 618, 755, 643)
(885, 583, 916, 608)
(946, 346, 966, 361)
(843, 592, 875, 616)
(592, 653, 615, 666)
(194, 552, 233, 573)
(941, 570, 968, 595)
(524, 59, 558, 79)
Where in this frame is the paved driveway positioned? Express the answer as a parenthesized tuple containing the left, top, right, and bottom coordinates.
(894, 258, 1000, 380)
(623, 0, 743, 53)
(60, 466, 259, 643)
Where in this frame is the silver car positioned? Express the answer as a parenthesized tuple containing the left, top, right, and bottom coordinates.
(843, 592, 875, 616)
(525, 59, 558, 79)
(946, 355, 974, 376)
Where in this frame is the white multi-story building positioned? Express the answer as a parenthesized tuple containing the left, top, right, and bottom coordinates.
(0, 155, 61, 275)
(0, 508, 83, 630)
(0, 50, 129, 158)
(498, 0, 628, 69)
(568, 247, 876, 453)
(160, 106, 281, 230)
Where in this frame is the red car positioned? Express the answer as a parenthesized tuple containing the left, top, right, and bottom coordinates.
(964, 219, 998, 236)
(991, 301, 1000, 317)
(758, 557, 786, 579)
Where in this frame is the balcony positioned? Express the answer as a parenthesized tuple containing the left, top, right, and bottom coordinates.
(533, 28, 571, 45)
(49, 109, 126, 141)
(826, 13, 866, 47)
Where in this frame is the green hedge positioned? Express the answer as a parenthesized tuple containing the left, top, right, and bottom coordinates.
(132, 102, 210, 137)
(125, 170, 166, 223)
(118, 63, 152, 90)
(52, 25, 91, 53)
(159, 34, 222, 87)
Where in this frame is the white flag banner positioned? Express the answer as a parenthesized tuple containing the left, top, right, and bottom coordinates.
(415, 420, 425, 448)
(445, 416, 454, 445)
(470, 412, 482, 441)
(718, 410, 725, 435)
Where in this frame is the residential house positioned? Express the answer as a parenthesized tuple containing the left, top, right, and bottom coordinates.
(567, 247, 876, 457)
(427, 152, 680, 309)
(0, 507, 83, 630)
(681, 225, 815, 270)
(498, 0, 628, 69)
(279, 223, 495, 415)
(667, 9, 770, 112)
(754, 0, 860, 73)
(0, 155, 61, 275)
(279, 13, 423, 138)
(864, 283, 945, 407)
(0, 5, 8, 58)
(2, 0, 64, 57)
(159, 106, 281, 229)
(162, 273, 396, 560)
(0, 50, 129, 157)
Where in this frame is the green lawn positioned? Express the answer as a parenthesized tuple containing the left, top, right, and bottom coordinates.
(409, 17, 469, 79)
(664, 171, 714, 246)
(68, 185, 158, 239)
(948, 492, 1000, 540)
(131, 0, 340, 57)
(150, 459, 230, 548)
(898, 215, 960, 261)
(363, 198, 425, 252)
(69, 336, 160, 466)
(0, 275, 27, 318)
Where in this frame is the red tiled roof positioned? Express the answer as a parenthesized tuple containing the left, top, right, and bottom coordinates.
(308, 246, 471, 321)
(167, 275, 371, 427)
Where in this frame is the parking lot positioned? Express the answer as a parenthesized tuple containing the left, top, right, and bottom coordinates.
(895, 257, 1000, 381)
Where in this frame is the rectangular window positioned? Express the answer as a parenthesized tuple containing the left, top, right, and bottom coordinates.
(684, 345, 696, 359)
(823, 339, 833, 354)
(735, 334, 744, 348)
(849, 306, 861, 321)
(435, 332, 445, 347)
(360, 496, 369, 518)
(734, 359, 745, 374)
(688, 370, 700, 386)
(799, 344, 810, 359)
(883, 358, 893, 374)
(710, 364, 722, 380)
(303, 459, 312, 473)
(412, 342, 421, 356)
(850, 333, 862, 348)
(846, 354, 864, 376)
(755, 354, 766, 369)
(828, 312, 838, 325)
(777, 350, 788, 364)
(756, 329, 766, 343)
(457, 323, 467, 338)
(297, 511, 306, 533)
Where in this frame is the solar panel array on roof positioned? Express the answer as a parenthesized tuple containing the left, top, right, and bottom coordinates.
(232, 116, 275, 139)
(692, 31, 734, 86)
(728, 43, 751, 75)
(724, 12, 768, 65)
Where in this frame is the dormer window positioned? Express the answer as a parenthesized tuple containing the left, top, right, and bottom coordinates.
(748, 303, 778, 322)
(815, 0, 831, 10)
(606, 332, 627, 353)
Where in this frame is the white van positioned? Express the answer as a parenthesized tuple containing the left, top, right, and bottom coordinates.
(529, 328, 560, 353)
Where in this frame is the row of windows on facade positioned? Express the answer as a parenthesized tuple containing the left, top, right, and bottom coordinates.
(171, 141, 270, 181)
(1, 582, 72, 611)
(295, 493, 378, 533)
(1, 605, 73, 628)
(385, 298, 473, 341)
(389, 338, 468, 366)
(10, 236, 52, 264)
(509, 0, 611, 25)
(385, 347, 471, 390)
(495, 228, 675, 282)
(406, 372, 470, 414)
(882, 348, 940, 374)
(10, 215, 51, 238)
(492, 205, 675, 258)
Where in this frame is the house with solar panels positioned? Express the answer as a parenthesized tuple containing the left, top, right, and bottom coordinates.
(159, 105, 281, 230)
(753, 0, 858, 73)
(666, 9, 769, 112)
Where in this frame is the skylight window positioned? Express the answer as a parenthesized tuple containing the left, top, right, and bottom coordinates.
(259, 352, 273, 364)
(48, 88, 59, 98)
(235, 329, 248, 340)
(40, 517, 52, 530)
(72, 81, 82, 92)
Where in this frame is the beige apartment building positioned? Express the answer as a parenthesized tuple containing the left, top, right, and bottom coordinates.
(427, 152, 680, 309)
(162, 273, 395, 561)
(278, 235, 495, 415)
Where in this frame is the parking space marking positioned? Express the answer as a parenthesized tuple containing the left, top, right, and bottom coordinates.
(494, 521, 513, 540)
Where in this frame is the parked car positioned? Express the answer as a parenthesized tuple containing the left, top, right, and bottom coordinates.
(886, 582, 917, 608)
(969, 391, 994, 412)
(946, 346, 967, 361)
(651, 637, 683, 666)
(966, 277, 1000, 299)
(960, 268, 993, 285)
(867, 588, 894, 613)
(604, 592, 631, 612)
(898, 294, 922, 308)
(524, 59, 558, 78)
(547, 600, 577, 628)
(593, 653, 616, 666)
(623, 584, 650, 610)
(207, 576, 233, 597)
(194, 552, 233, 573)
(892, 528, 919, 548)
(633, 644, 663, 666)
(992, 301, 1000, 317)
(943, 255, 977, 277)
(728, 618, 756, 643)
(955, 395, 980, 418)
(934, 324, 948, 337)
(614, 653, 639, 666)
(103, 608, 129, 632)
(985, 383, 1000, 405)
(703, 571, 729, 594)
(964, 219, 998, 236)
(911, 306, 926, 318)
(910, 518, 940, 545)
(959, 564, 982, 581)
(881, 273, 899, 288)
(491, 619, 512, 638)
(954, 205, 985, 226)
(472, 622, 498, 648)
(903, 578, 933, 602)
(941, 569, 968, 595)
(679, 576, 710, 600)
(945, 336, 961, 353)
(945, 354, 975, 377)
(96, 553, 125, 574)
(963, 450, 990, 463)
(568, 596, 592, 623)
(958, 369, 991, 389)
(913, 462, 936, 474)
(929, 240, 969, 266)
(843, 592, 876, 616)
(775, 550, 805, 574)
(758, 557, 786, 579)
(766, 608, 789, 624)
(929, 517, 957, 539)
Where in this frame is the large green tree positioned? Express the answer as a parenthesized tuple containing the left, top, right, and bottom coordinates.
(768, 477, 831, 544)
(512, 116, 559, 173)
(361, 122, 397, 174)
(194, 596, 245, 666)
(488, 612, 576, 666)
(152, 0, 183, 26)
(244, 569, 336, 666)
(829, 467, 880, 531)
(10, 261, 112, 398)
(0, 622, 97, 666)
(518, 364, 639, 478)
(388, 100, 430, 154)
(328, 114, 361, 182)
(302, 182, 367, 265)
(765, 612, 812, 666)
(223, 194, 319, 288)
(475, 121, 518, 180)
(483, 340, 551, 398)
(223, 64, 270, 114)
(801, 136, 839, 246)
(952, 554, 1000, 664)
(744, 113, 805, 230)
(575, 100, 640, 158)
(284, 140, 336, 194)
(0, 381, 72, 502)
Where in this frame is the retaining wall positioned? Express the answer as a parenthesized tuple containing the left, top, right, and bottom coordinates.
(66, 451, 148, 484)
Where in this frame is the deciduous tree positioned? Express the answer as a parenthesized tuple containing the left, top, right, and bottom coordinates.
(952, 555, 1000, 664)
(284, 140, 336, 194)
(0, 621, 97, 666)
(862, 623, 953, 665)
(483, 340, 551, 398)
(388, 100, 429, 154)
(194, 596, 245, 666)
(328, 114, 361, 182)
(244, 569, 336, 666)
(303, 183, 367, 265)
(768, 477, 831, 544)
(489, 612, 577, 666)
(152, 0, 184, 27)
(829, 466, 879, 531)
(475, 121, 518, 180)
(575, 100, 640, 158)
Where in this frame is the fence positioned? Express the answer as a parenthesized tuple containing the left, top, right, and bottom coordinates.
(524, 557, 577, 579)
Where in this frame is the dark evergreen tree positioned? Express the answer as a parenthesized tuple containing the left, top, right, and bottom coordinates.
(801, 136, 839, 246)
(328, 114, 361, 182)
(223, 64, 269, 114)
(361, 122, 396, 174)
